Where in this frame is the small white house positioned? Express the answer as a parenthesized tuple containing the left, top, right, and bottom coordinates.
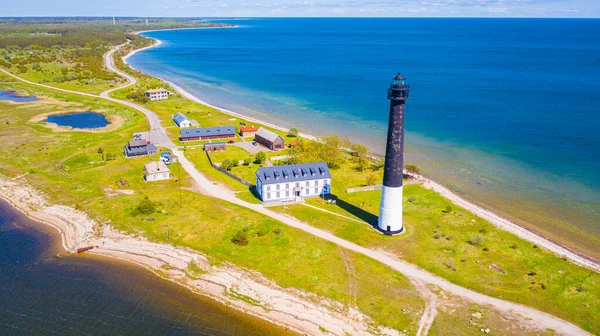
(145, 88, 169, 101)
(144, 161, 171, 182)
(173, 112, 192, 128)
(256, 162, 331, 203)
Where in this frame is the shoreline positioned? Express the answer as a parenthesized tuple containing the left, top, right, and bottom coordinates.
(0, 176, 387, 336)
(126, 31, 599, 272)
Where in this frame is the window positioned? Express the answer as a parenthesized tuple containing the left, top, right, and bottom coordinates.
(285, 183, 289, 190)
(276, 184, 280, 190)
(276, 192, 280, 198)
(266, 185, 271, 191)
(305, 181, 309, 187)
(315, 188, 318, 194)
(296, 183, 300, 188)
(285, 191, 289, 197)
(266, 193, 271, 200)
(314, 180, 319, 186)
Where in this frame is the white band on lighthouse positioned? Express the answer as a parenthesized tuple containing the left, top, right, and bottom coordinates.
(378, 185, 403, 233)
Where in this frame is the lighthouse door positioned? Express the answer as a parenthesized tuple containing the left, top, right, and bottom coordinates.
(387, 225, 391, 232)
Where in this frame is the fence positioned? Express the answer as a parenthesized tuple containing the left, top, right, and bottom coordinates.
(205, 151, 254, 188)
(346, 185, 382, 193)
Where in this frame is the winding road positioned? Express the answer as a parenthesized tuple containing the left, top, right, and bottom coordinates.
(0, 43, 592, 335)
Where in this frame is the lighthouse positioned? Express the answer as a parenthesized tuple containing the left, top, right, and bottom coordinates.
(378, 73, 410, 234)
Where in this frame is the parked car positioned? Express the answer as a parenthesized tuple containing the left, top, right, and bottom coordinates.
(252, 141, 257, 146)
(227, 140, 235, 144)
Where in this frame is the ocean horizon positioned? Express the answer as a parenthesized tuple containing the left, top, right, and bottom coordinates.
(129, 18, 600, 257)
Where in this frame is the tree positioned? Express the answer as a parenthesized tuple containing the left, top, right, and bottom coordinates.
(287, 127, 299, 137)
(254, 151, 267, 164)
(405, 164, 421, 175)
(243, 157, 251, 166)
(351, 143, 370, 172)
(220, 160, 232, 171)
(365, 173, 377, 186)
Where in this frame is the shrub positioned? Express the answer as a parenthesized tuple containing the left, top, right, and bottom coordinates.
(405, 164, 420, 175)
(541, 283, 547, 289)
(468, 235, 483, 246)
(365, 173, 377, 186)
(231, 230, 249, 246)
(287, 127, 299, 137)
(243, 158, 251, 166)
(483, 247, 489, 252)
(528, 271, 537, 276)
(256, 230, 266, 237)
(408, 197, 417, 203)
(272, 228, 282, 235)
(443, 205, 452, 213)
(510, 244, 518, 249)
(131, 198, 157, 216)
(254, 151, 267, 164)
(479, 228, 487, 233)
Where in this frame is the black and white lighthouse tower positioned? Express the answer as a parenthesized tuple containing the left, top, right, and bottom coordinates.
(378, 73, 410, 234)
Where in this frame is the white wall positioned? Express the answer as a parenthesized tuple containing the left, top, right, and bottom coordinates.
(261, 178, 331, 202)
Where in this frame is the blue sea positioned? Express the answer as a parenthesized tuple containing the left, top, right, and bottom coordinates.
(130, 18, 600, 255)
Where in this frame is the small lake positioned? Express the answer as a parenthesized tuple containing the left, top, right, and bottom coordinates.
(46, 111, 109, 129)
(0, 89, 37, 102)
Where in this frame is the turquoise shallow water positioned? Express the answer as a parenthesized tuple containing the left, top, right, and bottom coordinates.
(129, 18, 600, 254)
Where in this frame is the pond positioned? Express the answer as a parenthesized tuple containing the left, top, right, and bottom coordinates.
(45, 111, 109, 129)
(0, 90, 37, 102)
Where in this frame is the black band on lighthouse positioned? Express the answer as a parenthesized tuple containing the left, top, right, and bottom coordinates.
(382, 100, 405, 188)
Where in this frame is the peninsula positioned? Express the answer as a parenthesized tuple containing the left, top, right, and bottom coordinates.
(0, 18, 598, 336)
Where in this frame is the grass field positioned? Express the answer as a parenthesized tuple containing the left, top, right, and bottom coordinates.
(275, 186, 600, 334)
(0, 80, 428, 333)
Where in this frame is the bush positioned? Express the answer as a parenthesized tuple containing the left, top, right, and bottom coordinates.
(243, 158, 251, 166)
(443, 205, 452, 213)
(468, 234, 483, 246)
(254, 151, 267, 164)
(131, 198, 156, 216)
(287, 127, 299, 137)
(272, 228, 282, 235)
(405, 164, 420, 175)
(365, 173, 377, 186)
(408, 197, 417, 203)
(220, 160, 233, 171)
(231, 230, 249, 246)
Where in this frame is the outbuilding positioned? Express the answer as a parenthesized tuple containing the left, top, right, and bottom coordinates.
(256, 162, 331, 203)
(204, 142, 227, 152)
(255, 127, 285, 151)
(240, 125, 259, 137)
(180, 126, 236, 141)
(173, 112, 192, 128)
(144, 161, 171, 182)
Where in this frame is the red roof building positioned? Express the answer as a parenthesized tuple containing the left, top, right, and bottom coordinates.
(240, 125, 259, 137)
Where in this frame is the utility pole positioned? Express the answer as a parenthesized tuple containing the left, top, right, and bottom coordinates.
(178, 161, 182, 207)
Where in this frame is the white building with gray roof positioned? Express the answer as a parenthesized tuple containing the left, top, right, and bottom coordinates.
(256, 162, 331, 202)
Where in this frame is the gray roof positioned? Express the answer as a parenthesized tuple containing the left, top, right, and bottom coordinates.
(256, 127, 282, 143)
(204, 142, 226, 147)
(173, 112, 191, 126)
(128, 139, 148, 147)
(256, 162, 331, 185)
(180, 126, 235, 138)
(125, 143, 156, 156)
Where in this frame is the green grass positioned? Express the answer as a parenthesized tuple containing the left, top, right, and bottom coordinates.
(275, 186, 600, 334)
(208, 146, 253, 163)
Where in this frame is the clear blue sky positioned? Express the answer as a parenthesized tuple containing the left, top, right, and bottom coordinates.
(3, 0, 599, 18)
